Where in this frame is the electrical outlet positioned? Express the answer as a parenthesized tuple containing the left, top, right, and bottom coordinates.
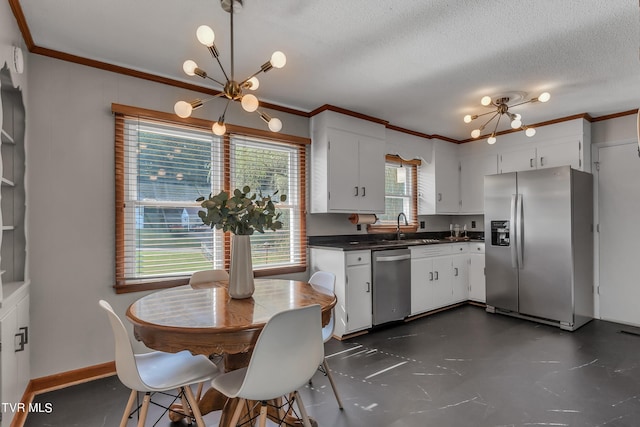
(356, 224, 361, 231)
(420, 221, 425, 229)
(471, 220, 476, 228)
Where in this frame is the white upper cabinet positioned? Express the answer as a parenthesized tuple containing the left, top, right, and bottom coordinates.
(459, 151, 498, 214)
(419, 140, 460, 214)
(311, 111, 386, 213)
(497, 118, 591, 174)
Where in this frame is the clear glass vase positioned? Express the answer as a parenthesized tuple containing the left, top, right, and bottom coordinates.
(228, 234, 255, 299)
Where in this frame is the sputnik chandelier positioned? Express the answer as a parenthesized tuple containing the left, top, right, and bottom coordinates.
(463, 92, 550, 144)
(174, 0, 286, 135)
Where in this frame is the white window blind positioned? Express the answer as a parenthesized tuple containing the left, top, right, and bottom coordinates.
(378, 162, 416, 223)
(114, 110, 307, 290)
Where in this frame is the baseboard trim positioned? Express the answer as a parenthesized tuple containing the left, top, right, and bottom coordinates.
(12, 361, 116, 427)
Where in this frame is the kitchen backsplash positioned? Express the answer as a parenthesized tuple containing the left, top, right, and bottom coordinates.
(306, 213, 484, 237)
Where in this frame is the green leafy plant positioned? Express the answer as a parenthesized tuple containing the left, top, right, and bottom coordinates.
(196, 186, 286, 235)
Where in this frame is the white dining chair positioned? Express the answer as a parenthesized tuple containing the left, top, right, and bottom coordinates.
(189, 269, 229, 289)
(99, 300, 220, 427)
(210, 304, 324, 427)
(308, 271, 344, 409)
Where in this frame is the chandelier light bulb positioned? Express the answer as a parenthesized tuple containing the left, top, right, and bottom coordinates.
(174, 101, 193, 118)
(525, 127, 536, 137)
(471, 129, 481, 139)
(268, 117, 283, 132)
(514, 113, 522, 121)
(511, 119, 522, 129)
(182, 60, 198, 76)
(212, 121, 226, 136)
(241, 94, 259, 112)
(270, 51, 287, 69)
(538, 92, 551, 103)
(488, 135, 497, 144)
(481, 96, 492, 106)
(463, 115, 473, 124)
(247, 77, 260, 90)
(196, 25, 215, 47)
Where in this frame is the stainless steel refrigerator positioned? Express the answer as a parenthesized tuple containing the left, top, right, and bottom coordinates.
(484, 166, 593, 331)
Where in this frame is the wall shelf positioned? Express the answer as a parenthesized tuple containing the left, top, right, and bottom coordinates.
(0, 128, 14, 144)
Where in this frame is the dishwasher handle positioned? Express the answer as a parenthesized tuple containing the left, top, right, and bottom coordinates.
(375, 254, 411, 262)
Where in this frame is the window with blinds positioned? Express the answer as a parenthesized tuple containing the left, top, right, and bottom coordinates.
(114, 105, 307, 292)
(368, 155, 419, 233)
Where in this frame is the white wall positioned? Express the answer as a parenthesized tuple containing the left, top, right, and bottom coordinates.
(26, 54, 311, 378)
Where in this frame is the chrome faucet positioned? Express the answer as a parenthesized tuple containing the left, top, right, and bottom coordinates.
(397, 212, 408, 240)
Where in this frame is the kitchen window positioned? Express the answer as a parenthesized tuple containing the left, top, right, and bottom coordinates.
(112, 104, 308, 293)
(368, 155, 419, 233)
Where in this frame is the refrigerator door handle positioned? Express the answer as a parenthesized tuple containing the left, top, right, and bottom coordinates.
(516, 193, 524, 269)
(510, 194, 518, 269)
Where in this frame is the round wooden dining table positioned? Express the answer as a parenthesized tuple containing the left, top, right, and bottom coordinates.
(126, 278, 337, 426)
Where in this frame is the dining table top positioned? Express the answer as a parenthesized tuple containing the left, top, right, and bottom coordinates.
(126, 278, 337, 356)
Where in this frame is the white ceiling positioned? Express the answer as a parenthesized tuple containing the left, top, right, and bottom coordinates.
(17, 0, 640, 140)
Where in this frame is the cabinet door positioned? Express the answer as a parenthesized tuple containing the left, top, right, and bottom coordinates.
(432, 256, 453, 307)
(434, 150, 460, 213)
(410, 258, 434, 315)
(451, 254, 469, 303)
(469, 253, 486, 302)
(499, 148, 537, 173)
(537, 141, 582, 170)
(357, 136, 385, 213)
(1, 304, 18, 422)
(15, 295, 29, 401)
(327, 128, 360, 211)
(460, 153, 498, 213)
(345, 263, 372, 332)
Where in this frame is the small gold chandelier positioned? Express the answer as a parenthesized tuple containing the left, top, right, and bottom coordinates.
(174, 0, 285, 135)
(464, 92, 550, 144)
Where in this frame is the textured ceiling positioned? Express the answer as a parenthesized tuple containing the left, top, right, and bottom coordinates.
(17, 0, 640, 140)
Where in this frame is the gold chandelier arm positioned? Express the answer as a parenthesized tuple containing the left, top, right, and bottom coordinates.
(203, 74, 227, 88)
(479, 111, 501, 131)
(508, 98, 536, 109)
(490, 113, 503, 135)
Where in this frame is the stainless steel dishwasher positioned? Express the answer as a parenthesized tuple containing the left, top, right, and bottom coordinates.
(372, 248, 411, 325)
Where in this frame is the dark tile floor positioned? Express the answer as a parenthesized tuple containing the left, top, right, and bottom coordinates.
(24, 305, 640, 426)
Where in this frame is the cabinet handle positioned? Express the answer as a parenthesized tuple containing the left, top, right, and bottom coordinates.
(438, 193, 442, 202)
(15, 326, 28, 352)
(454, 267, 459, 277)
(540, 156, 545, 167)
(429, 272, 433, 281)
(361, 187, 366, 197)
(434, 271, 439, 280)
(530, 158, 534, 168)
(366, 281, 370, 293)
(354, 186, 359, 196)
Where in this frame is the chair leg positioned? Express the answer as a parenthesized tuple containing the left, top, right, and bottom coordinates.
(293, 391, 312, 427)
(180, 389, 192, 424)
(120, 389, 137, 427)
(137, 392, 151, 427)
(228, 398, 246, 426)
(323, 358, 344, 409)
(183, 386, 206, 427)
(258, 402, 268, 427)
(195, 382, 204, 401)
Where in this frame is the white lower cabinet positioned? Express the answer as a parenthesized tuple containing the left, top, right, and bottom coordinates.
(310, 248, 372, 338)
(451, 244, 469, 303)
(0, 285, 29, 427)
(468, 243, 486, 302)
(410, 245, 454, 315)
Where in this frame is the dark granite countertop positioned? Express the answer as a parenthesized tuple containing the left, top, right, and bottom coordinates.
(309, 233, 485, 251)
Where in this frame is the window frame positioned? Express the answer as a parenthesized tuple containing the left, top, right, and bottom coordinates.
(112, 103, 309, 294)
(368, 154, 420, 234)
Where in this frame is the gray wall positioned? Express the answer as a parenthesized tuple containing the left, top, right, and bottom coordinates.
(26, 54, 312, 378)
